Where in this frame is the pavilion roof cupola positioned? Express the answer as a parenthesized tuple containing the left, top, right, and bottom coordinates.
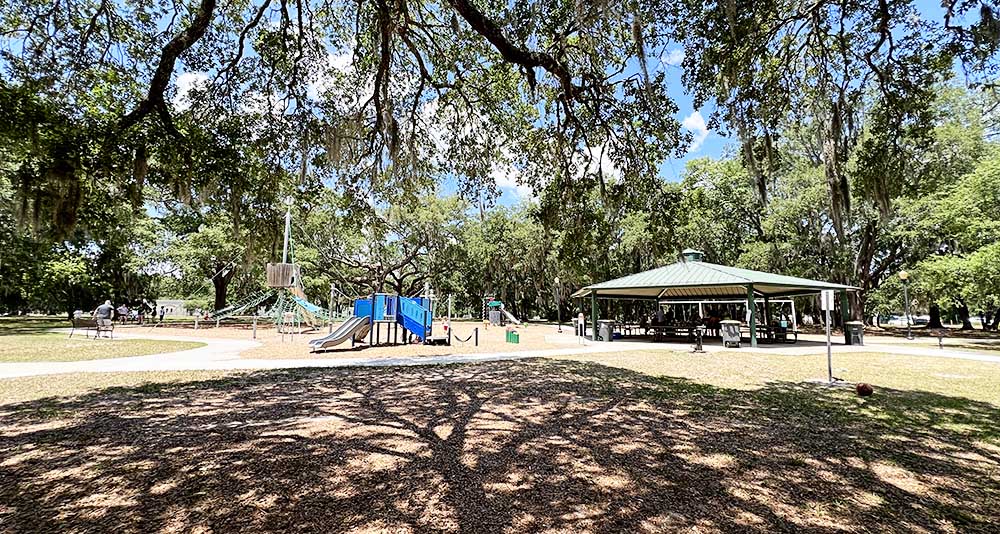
(681, 248, 704, 262)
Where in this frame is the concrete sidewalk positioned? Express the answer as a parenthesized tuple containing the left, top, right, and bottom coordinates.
(1, 328, 997, 379)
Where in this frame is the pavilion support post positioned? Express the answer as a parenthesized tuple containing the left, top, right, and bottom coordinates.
(763, 296, 771, 327)
(746, 284, 757, 348)
(591, 293, 598, 341)
(840, 291, 851, 345)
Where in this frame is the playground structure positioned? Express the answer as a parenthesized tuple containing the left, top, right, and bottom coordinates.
(310, 293, 447, 352)
(207, 199, 332, 333)
(206, 263, 332, 332)
(483, 298, 521, 326)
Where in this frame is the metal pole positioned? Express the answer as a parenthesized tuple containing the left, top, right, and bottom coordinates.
(329, 283, 335, 333)
(590, 293, 598, 341)
(903, 282, 913, 340)
(556, 283, 562, 333)
(826, 304, 833, 382)
(369, 293, 375, 346)
(252, 315, 257, 340)
(281, 206, 291, 263)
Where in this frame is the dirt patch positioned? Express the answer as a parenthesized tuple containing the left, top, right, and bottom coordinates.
(128, 321, 569, 360)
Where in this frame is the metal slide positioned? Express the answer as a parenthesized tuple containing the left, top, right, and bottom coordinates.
(501, 307, 522, 325)
(309, 316, 371, 351)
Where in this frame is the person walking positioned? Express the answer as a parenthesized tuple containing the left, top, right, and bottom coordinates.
(159, 305, 166, 324)
(117, 303, 129, 325)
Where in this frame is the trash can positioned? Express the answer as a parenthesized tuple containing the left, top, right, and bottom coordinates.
(846, 321, 864, 346)
(506, 328, 520, 344)
(721, 320, 741, 348)
(597, 320, 615, 342)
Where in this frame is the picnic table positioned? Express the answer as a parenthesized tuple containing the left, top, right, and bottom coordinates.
(740, 324, 798, 343)
(649, 325, 701, 342)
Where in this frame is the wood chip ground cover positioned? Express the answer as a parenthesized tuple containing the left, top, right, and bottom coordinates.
(1, 360, 998, 533)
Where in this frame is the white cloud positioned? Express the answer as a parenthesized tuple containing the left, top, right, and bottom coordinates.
(664, 48, 685, 66)
(571, 143, 621, 182)
(492, 167, 533, 200)
(682, 111, 709, 152)
(172, 72, 209, 111)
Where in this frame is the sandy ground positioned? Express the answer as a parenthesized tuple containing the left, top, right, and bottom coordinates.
(118, 320, 570, 360)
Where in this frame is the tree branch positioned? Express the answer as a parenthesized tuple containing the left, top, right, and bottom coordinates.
(118, 0, 218, 132)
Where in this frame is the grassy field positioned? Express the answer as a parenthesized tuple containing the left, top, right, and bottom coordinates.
(557, 350, 1000, 404)
(1, 354, 998, 532)
(0, 316, 205, 362)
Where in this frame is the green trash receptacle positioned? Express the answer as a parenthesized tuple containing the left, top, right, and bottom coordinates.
(506, 328, 519, 344)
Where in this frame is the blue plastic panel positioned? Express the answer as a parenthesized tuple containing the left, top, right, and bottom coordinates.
(353, 299, 372, 318)
(398, 296, 431, 340)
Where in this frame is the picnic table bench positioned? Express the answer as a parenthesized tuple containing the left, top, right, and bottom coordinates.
(650, 325, 700, 342)
(69, 318, 114, 339)
(740, 325, 798, 343)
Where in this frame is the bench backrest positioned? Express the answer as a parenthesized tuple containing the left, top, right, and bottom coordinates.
(72, 318, 99, 328)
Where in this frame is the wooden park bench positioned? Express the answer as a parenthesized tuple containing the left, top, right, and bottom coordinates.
(69, 317, 114, 339)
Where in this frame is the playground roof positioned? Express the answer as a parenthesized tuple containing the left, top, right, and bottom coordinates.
(571, 259, 857, 300)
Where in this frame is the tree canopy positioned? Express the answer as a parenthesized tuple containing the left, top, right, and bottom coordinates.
(2, 0, 999, 327)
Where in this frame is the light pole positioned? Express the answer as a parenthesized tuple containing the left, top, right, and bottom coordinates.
(555, 276, 562, 333)
(899, 271, 914, 340)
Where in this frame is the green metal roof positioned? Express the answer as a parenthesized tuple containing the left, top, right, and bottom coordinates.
(572, 259, 857, 300)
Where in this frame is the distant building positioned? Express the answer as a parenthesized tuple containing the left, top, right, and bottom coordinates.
(154, 299, 191, 317)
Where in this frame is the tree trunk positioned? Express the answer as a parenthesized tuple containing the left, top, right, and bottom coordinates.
(990, 307, 1000, 331)
(927, 303, 943, 329)
(957, 302, 973, 330)
(212, 270, 233, 311)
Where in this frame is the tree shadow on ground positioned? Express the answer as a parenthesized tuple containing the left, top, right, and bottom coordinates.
(1, 359, 998, 533)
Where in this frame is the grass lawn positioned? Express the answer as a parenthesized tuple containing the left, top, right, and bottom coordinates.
(557, 350, 1000, 404)
(0, 316, 204, 363)
(0, 333, 205, 363)
(1, 355, 998, 532)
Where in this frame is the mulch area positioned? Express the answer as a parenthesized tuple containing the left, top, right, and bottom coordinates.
(1, 359, 998, 533)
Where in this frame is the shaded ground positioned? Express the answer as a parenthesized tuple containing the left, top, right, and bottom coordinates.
(2, 360, 998, 533)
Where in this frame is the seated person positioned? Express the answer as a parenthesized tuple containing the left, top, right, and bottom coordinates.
(92, 300, 115, 333)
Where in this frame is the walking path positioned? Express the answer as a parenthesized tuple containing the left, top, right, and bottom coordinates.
(1, 329, 997, 379)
